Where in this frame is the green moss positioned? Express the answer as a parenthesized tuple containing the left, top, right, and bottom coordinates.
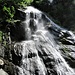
(63, 47, 68, 52)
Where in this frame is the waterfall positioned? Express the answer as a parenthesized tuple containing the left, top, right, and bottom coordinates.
(13, 6, 75, 75)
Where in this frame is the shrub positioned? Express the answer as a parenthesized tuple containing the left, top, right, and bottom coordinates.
(0, 0, 33, 24)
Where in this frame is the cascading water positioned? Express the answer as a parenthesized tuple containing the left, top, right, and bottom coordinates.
(13, 6, 75, 75)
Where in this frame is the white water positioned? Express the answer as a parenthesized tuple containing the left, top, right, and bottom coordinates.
(14, 41, 46, 75)
(35, 30, 75, 75)
(14, 6, 75, 75)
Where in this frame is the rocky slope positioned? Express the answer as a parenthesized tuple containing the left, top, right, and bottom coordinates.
(0, 6, 75, 75)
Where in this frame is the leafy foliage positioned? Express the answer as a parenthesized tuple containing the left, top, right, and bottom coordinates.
(0, 0, 33, 42)
(3, 6, 15, 23)
(0, 0, 33, 24)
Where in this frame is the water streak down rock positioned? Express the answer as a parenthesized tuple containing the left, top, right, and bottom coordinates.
(12, 6, 75, 75)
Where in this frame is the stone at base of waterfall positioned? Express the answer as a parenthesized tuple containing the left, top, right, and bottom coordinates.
(0, 69, 8, 75)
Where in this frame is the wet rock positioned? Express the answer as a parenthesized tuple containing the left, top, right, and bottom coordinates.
(0, 69, 8, 75)
(0, 58, 16, 75)
(3, 60, 16, 75)
(10, 23, 27, 41)
(59, 31, 75, 44)
(0, 47, 5, 57)
(59, 45, 75, 68)
(13, 41, 47, 75)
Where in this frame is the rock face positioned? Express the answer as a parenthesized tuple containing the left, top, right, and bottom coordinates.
(12, 29, 75, 75)
(1, 6, 75, 75)
(0, 69, 8, 75)
(10, 6, 75, 75)
(13, 41, 46, 75)
(59, 45, 75, 68)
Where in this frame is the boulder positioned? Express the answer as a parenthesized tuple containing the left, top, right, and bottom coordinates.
(0, 69, 8, 75)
